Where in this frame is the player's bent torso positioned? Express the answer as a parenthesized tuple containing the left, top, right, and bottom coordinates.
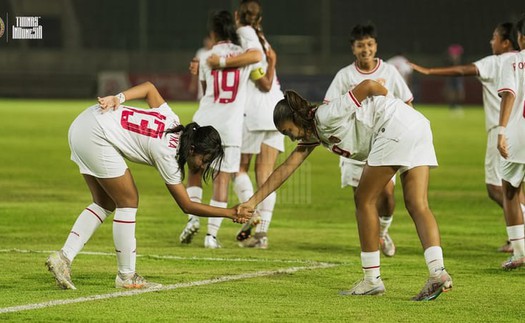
(92, 103, 182, 183)
(314, 95, 427, 161)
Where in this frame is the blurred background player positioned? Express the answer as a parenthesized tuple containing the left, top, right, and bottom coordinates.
(188, 36, 213, 100)
(323, 23, 414, 257)
(178, 10, 273, 248)
(443, 44, 465, 113)
(240, 80, 452, 300)
(387, 52, 414, 90)
(410, 22, 523, 253)
(497, 15, 525, 270)
(45, 82, 251, 290)
(206, 0, 284, 249)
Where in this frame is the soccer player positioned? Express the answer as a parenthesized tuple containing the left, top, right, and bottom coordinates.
(240, 79, 452, 300)
(45, 82, 253, 290)
(324, 23, 414, 257)
(410, 22, 522, 253)
(204, 0, 284, 249)
(179, 10, 273, 249)
(188, 35, 213, 100)
(497, 15, 525, 270)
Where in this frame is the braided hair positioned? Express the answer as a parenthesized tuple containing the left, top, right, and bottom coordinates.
(273, 90, 317, 132)
(166, 122, 224, 182)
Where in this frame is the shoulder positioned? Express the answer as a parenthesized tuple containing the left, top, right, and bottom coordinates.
(237, 26, 258, 39)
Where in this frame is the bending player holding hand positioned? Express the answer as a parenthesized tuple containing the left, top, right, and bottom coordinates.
(46, 81, 253, 291)
(240, 79, 452, 301)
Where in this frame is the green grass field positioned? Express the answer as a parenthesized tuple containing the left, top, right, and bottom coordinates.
(0, 99, 523, 322)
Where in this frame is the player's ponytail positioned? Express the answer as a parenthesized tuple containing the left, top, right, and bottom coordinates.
(167, 122, 224, 182)
(274, 90, 317, 132)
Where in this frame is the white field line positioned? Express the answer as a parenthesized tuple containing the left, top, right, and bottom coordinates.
(0, 248, 340, 265)
(0, 262, 338, 314)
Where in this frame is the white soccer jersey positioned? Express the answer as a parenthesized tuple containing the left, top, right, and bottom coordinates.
(324, 59, 413, 104)
(497, 50, 525, 163)
(195, 41, 255, 146)
(92, 103, 182, 184)
(300, 92, 427, 161)
(237, 26, 284, 131)
(474, 52, 517, 132)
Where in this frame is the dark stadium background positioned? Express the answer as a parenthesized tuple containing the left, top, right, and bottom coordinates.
(0, 0, 522, 102)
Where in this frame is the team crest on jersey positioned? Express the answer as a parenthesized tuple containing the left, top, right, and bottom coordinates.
(328, 136, 341, 143)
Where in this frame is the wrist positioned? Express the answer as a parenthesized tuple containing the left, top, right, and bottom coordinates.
(498, 126, 506, 135)
(116, 92, 126, 104)
(219, 56, 227, 68)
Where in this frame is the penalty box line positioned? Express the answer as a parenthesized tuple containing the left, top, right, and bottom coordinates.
(0, 262, 338, 314)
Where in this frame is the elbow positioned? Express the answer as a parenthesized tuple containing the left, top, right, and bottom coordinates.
(258, 83, 272, 92)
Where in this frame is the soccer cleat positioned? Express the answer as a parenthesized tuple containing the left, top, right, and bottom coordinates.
(238, 232, 268, 249)
(235, 214, 261, 242)
(45, 250, 76, 290)
(379, 232, 396, 257)
(411, 269, 452, 301)
(179, 217, 200, 244)
(498, 241, 513, 253)
(204, 234, 222, 249)
(340, 278, 385, 296)
(501, 256, 525, 270)
(115, 272, 162, 289)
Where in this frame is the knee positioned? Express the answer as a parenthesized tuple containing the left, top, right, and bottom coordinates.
(404, 198, 429, 217)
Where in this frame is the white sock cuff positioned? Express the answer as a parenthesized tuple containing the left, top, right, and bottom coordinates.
(86, 203, 112, 222)
(506, 224, 525, 240)
(186, 186, 203, 201)
(114, 208, 137, 222)
(424, 246, 443, 265)
(234, 173, 253, 203)
(210, 199, 228, 208)
(379, 216, 393, 225)
(360, 251, 380, 268)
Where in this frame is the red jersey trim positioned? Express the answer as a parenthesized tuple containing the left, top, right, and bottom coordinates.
(498, 88, 516, 97)
(354, 58, 381, 75)
(348, 91, 362, 107)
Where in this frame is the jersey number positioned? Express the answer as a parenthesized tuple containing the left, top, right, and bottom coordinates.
(211, 68, 240, 103)
(121, 107, 166, 138)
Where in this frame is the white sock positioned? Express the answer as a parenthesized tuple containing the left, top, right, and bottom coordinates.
(113, 208, 137, 275)
(234, 173, 253, 203)
(361, 251, 381, 282)
(507, 225, 525, 258)
(424, 246, 445, 277)
(207, 200, 227, 237)
(61, 203, 112, 262)
(379, 215, 393, 238)
(521, 204, 525, 223)
(186, 186, 202, 222)
(256, 192, 276, 233)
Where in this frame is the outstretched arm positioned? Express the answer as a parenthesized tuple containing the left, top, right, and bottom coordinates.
(351, 79, 388, 102)
(166, 183, 253, 223)
(410, 62, 478, 76)
(97, 82, 165, 111)
(241, 145, 316, 210)
(207, 49, 263, 69)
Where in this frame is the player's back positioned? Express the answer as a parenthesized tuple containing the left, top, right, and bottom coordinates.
(195, 41, 254, 146)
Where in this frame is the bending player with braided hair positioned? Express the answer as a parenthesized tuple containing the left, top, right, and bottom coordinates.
(240, 79, 453, 300)
(45, 82, 253, 290)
